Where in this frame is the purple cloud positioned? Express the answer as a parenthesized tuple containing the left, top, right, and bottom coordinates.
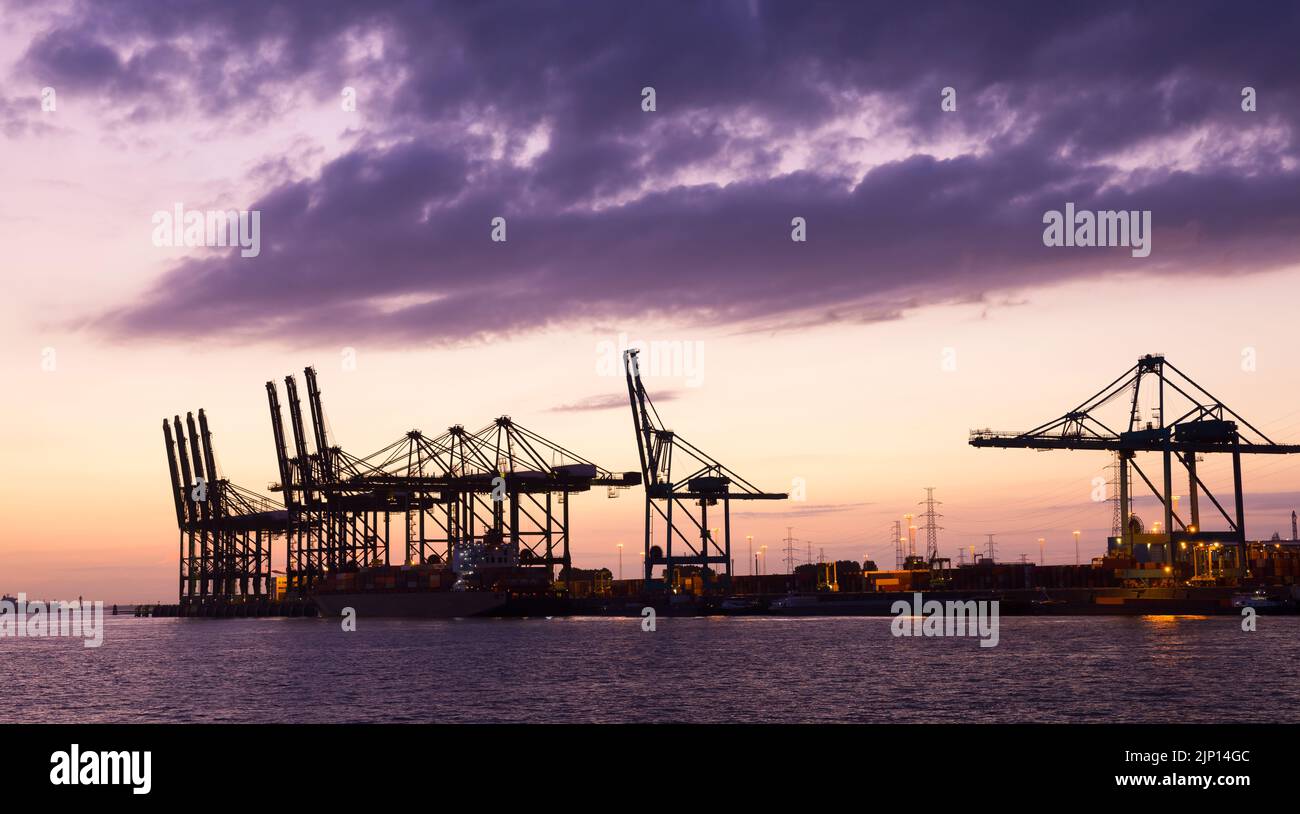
(10, 0, 1294, 345)
(548, 391, 680, 413)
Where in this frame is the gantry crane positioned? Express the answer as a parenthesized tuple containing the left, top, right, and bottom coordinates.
(970, 354, 1300, 575)
(624, 348, 787, 586)
(269, 369, 400, 591)
(163, 409, 285, 606)
(315, 416, 637, 578)
(264, 367, 638, 594)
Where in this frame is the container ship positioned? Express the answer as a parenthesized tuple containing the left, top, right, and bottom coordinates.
(311, 567, 508, 618)
(308, 539, 555, 619)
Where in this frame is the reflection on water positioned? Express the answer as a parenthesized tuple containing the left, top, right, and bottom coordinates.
(2, 615, 1297, 723)
(1138, 615, 1202, 669)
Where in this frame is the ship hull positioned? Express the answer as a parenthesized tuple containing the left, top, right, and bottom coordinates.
(312, 590, 508, 619)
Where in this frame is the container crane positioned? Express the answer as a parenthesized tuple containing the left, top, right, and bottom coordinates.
(624, 348, 786, 587)
(970, 354, 1300, 576)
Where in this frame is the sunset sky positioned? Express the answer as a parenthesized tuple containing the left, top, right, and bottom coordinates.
(3, 1, 1300, 602)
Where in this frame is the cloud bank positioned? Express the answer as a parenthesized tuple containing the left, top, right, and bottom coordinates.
(8, 0, 1298, 344)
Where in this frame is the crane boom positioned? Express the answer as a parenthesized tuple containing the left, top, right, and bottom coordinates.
(265, 380, 295, 510)
(162, 419, 186, 527)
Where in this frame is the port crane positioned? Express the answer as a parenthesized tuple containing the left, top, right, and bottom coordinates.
(970, 354, 1300, 573)
(163, 410, 285, 607)
(624, 348, 787, 585)
(263, 367, 638, 596)
(316, 416, 639, 575)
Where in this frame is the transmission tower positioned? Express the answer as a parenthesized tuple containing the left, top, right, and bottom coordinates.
(985, 534, 997, 563)
(919, 487, 944, 563)
(892, 521, 904, 569)
(783, 527, 799, 574)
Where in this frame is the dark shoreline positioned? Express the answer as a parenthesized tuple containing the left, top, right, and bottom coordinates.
(128, 584, 1299, 619)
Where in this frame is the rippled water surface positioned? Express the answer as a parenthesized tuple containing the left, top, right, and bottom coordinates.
(3, 615, 1298, 723)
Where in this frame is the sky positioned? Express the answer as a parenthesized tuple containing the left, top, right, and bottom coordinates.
(3, 0, 1300, 602)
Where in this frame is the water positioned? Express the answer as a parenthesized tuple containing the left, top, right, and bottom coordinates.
(3, 614, 1298, 723)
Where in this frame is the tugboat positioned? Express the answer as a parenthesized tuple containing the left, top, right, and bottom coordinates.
(1231, 589, 1284, 612)
(718, 596, 762, 615)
